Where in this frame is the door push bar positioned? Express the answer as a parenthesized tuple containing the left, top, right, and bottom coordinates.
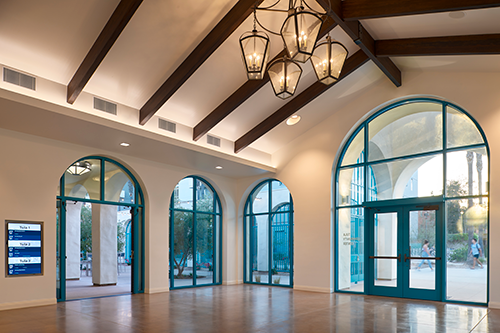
(369, 254, 401, 262)
(404, 254, 441, 262)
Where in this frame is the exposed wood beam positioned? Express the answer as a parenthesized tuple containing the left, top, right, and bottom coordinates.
(315, 0, 402, 87)
(139, 0, 264, 125)
(376, 34, 500, 57)
(67, 0, 143, 104)
(343, 0, 500, 21)
(234, 50, 369, 153)
(192, 16, 337, 141)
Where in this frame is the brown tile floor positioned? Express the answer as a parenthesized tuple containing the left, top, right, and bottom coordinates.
(0, 285, 498, 332)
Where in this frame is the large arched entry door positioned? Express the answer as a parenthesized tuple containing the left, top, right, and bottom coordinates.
(335, 98, 489, 304)
(56, 157, 145, 301)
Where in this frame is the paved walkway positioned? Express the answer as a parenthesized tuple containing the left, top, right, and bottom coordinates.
(66, 265, 131, 300)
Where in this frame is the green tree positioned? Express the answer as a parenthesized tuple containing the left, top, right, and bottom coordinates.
(446, 180, 467, 234)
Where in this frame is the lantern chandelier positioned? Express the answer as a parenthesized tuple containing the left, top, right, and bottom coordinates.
(66, 161, 92, 176)
(239, 0, 348, 99)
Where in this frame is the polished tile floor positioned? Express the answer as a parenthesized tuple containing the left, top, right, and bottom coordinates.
(0, 285, 498, 332)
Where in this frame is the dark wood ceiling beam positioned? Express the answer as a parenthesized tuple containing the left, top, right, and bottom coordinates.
(192, 16, 337, 141)
(343, 0, 500, 21)
(234, 50, 369, 153)
(139, 0, 264, 125)
(67, 0, 143, 104)
(376, 34, 500, 57)
(315, 0, 402, 87)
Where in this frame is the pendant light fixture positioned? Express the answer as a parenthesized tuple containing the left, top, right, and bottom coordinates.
(280, 1, 323, 63)
(66, 161, 92, 176)
(310, 36, 348, 85)
(239, 10, 270, 80)
(267, 56, 302, 99)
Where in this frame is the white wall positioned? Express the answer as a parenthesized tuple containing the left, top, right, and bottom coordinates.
(0, 128, 242, 310)
(272, 70, 500, 303)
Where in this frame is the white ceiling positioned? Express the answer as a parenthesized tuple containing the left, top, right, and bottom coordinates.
(0, 0, 499, 159)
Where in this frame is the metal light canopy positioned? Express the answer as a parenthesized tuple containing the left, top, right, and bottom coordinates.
(267, 56, 302, 99)
(310, 36, 348, 85)
(281, 6, 323, 63)
(239, 29, 270, 80)
(66, 161, 92, 176)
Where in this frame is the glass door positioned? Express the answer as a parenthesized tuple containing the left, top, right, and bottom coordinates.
(367, 204, 442, 301)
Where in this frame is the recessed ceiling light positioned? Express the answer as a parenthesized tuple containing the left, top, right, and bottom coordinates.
(216, 166, 223, 169)
(120, 142, 130, 147)
(286, 115, 301, 126)
(449, 11, 465, 19)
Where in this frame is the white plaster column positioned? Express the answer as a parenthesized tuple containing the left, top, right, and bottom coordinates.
(257, 215, 268, 271)
(92, 204, 118, 285)
(66, 201, 83, 279)
(338, 208, 352, 289)
(377, 213, 398, 280)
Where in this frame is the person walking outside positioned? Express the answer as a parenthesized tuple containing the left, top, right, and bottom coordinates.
(470, 238, 484, 269)
(417, 240, 433, 270)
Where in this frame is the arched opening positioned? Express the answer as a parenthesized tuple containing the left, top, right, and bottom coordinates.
(335, 98, 489, 304)
(169, 176, 222, 289)
(244, 179, 294, 287)
(56, 157, 145, 301)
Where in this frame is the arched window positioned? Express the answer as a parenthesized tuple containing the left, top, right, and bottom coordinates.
(335, 98, 489, 304)
(56, 157, 145, 301)
(244, 179, 294, 287)
(169, 176, 222, 289)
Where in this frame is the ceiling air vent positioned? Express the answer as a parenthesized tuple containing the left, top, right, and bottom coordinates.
(3, 67, 36, 90)
(158, 118, 176, 133)
(207, 135, 221, 147)
(93, 97, 117, 115)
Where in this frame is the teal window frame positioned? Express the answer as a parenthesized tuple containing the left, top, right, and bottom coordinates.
(168, 175, 223, 289)
(56, 156, 146, 302)
(334, 98, 490, 306)
(243, 179, 294, 287)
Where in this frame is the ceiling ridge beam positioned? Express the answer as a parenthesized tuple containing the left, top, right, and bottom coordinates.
(316, 0, 402, 87)
(139, 0, 264, 125)
(376, 34, 500, 57)
(192, 16, 337, 141)
(67, 0, 143, 104)
(342, 0, 500, 21)
(234, 50, 369, 153)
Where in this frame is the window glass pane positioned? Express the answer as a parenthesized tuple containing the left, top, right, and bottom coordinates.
(373, 212, 398, 288)
(368, 154, 443, 201)
(245, 215, 251, 282)
(271, 211, 291, 286)
(214, 214, 221, 284)
(341, 128, 364, 166)
(447, 106, 484, 149)
(338, 166, 364, 206)
(409, 210, 436, 290)
(446, 198, 487, 303)
(196, 214, 214, 286)
(271, 180, 290, 211)
(174, 177, 193, 210)
(368, 102, 442, 162)
(104, 161, 135, 203)
(64, 159, 101, 200)
(446, 147, 488, 197)
(252, 183, 269, 213)
(195, 179, 214, 212)
(251, 214, 269, 283)
(337, 207, 364, 292)
(172, 211, 193, 287)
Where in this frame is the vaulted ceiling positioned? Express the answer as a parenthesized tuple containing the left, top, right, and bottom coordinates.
(1, 0, 500, 161)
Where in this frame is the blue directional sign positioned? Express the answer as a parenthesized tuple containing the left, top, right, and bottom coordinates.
(6, 222, 43, 276)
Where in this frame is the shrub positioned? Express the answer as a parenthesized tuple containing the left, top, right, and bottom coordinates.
(448, 233, 468, 243)
(449, 245, 468, 262)
(273, 277, 281, 284)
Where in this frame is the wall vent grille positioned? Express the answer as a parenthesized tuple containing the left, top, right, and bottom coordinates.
(3, 67, 36, 90)
(159, 118, 176, 133)
(93, 97, 117, 115)
(207, 135, 221, 147)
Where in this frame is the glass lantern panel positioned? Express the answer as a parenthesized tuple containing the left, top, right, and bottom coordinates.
(329, 43, 348, 79)
(282, 11, 322, 63)
(310, 42, 329, 81)
(240, 33, 269, 80)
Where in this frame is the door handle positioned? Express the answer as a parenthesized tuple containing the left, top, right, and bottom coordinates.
(369, 254, 401, 262)
(404, 254, 441, 262)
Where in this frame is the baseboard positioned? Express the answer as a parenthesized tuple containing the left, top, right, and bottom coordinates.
(0, 298, 56, 311)
(222, 280, 243, 286)
(293, 285, 332, 293)
(145, 287, 170, 294)
(489, 301, 500, 309)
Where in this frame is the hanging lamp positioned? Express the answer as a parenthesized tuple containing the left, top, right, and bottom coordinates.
(310, 36, 348, 85)
(267, 56, 302, 99)
(280, 1, 323, 63)
(239, 10, 270, 80)
(66, 161, 92, 176)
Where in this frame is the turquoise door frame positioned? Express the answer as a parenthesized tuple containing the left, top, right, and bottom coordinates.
(366, 201, 443, 301)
